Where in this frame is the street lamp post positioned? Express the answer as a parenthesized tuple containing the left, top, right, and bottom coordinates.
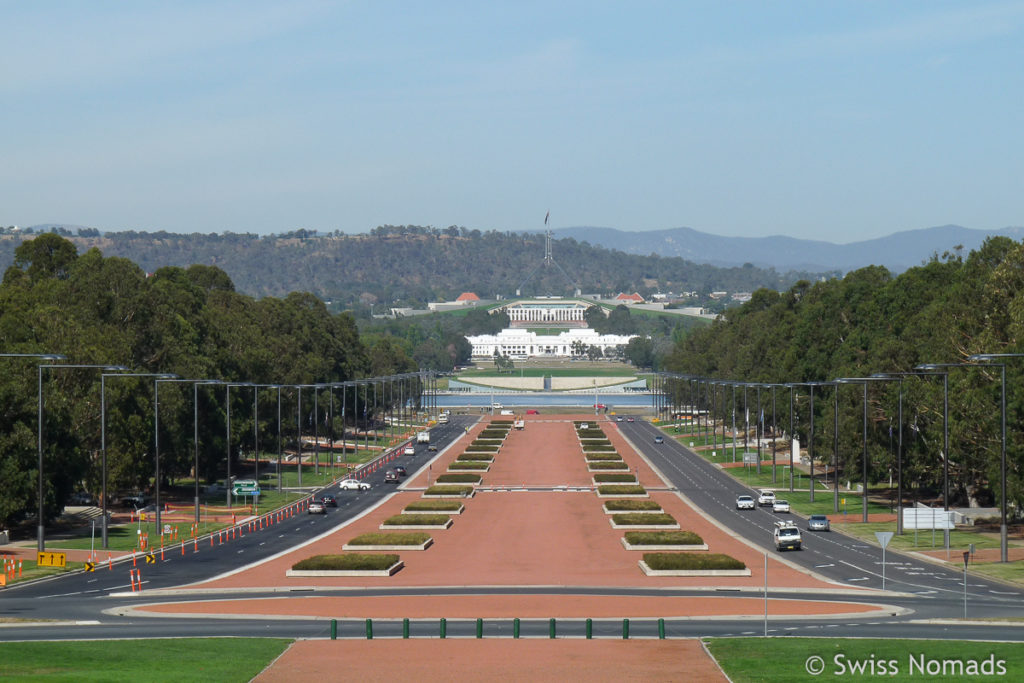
(37, 362, 128, 551)
(913, 365, 951, 517)
(835, 377, 895, 522)
(967, 353, 1015, 563)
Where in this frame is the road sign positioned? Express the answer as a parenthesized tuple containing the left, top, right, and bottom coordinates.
(84, 562, 96, 572)
(37, 551, 66, 568)
(875, 531, 894, 549)
(232, 479, 260, 496)
(742, 452, 758, 464)
(145, 553, 155, 564)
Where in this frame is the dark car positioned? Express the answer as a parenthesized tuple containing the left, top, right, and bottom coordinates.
(393, 466, 408, 477)
(320, 495, 337, 507)
(384, 470, 399, 483)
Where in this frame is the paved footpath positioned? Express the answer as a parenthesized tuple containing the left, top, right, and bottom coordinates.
(137, 413, 885, 680)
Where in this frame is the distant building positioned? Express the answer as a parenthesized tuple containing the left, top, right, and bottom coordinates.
(493, 298, 589, 327)
(614, 292, 645, 304)
(455, 292, 480, 303)
(467, 327, 637, 359)
(731, 292, 752, 303)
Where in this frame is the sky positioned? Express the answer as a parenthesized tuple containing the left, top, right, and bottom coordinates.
(3, 1, 1023, 242)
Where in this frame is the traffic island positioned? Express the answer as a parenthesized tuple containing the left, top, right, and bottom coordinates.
(343, 532, 434, 551)
(286, 554, 403, 577)
(621, 531, 708, 551)
(638, 552, 750, 577)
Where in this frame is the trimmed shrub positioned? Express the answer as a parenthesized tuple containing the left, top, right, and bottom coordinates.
(471, 439, 503, 446)
(457, 453, 493, 461)
(348, 532, 431, 546)
(585, 453, 622, 461)
(643, 553, 745, 571)
(449, 461, 489, 470)
(577, 429, 606, 438)
(404, 500, 463, 512)
(436, 473, 482, 484)
(604, 499, 662, 511)
(465, 444, 499, 452)
(479, 430, 507, 439)
(612, 513, 677, 526)
(581, 442, 614, 451)
(292, 554, 398, 571)
(490, 420, 513, 425)
(625, 531, 703, 545)
(594, 473, 638, 483)
(424, 485, 474, 496)
(597, 485, 647, 495)
(383, 514, 450, 526)
(589, 461, 629, 470)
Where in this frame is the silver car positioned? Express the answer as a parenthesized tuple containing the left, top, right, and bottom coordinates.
(808, 514, 831, 531)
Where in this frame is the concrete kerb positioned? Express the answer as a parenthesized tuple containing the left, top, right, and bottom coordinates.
(614, 422, 866, 591)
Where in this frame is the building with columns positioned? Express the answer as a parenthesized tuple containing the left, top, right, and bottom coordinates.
(467, 327, 636, 359)
(498, 299, 589, 327)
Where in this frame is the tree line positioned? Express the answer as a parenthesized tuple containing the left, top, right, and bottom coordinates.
(0, 234, 418, 530)
(666, 237, 1024, 512)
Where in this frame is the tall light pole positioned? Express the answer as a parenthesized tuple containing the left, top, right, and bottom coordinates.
(913, 365, 950, 517)
(224, 382, 255, 507)
(102, 371, 176, 548)
(966, 356, 1015, 565)
(193, 380, 222, 524)
(153, 375, 191, 531)
(37, 362, 128, 551)
(835, 377, 894, 522)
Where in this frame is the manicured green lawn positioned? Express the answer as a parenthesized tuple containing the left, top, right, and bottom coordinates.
(0, 638, 291, 682)
(706, 637, 1023, 682)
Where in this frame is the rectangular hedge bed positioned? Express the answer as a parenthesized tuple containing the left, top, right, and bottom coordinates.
(588, 461, 629, 471)
(639, 552, 750, 577)
(381, 514, 452, 530)
(404, 500, 464, 514)
(436, 473, 483, 484)
(466, 444, 500, 452)
(585, 453, 622, 461)
(621, 531, 707, 551)
(457, 453, 494, 461)
(490, 420, 513, 425)
(424, 485, 475, 498)
(610, 513, 679, 529)
(576, 429, 606, 439)
(344, 532, 433, 551)
(448, 461, 489, 471)
(581, 442, 614, 451)
(593, 473, 638, 483)
(478, 430, 507, 439)
(596, 484, 647, 498)
(602, 499, 663, 513)
(287, 553, 402, 577)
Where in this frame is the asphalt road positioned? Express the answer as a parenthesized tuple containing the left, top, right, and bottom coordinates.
(2, 413, 1023, 643)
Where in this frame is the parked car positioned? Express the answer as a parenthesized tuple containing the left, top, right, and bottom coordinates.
(757, 490, 776, 506)
(808, 514, 831, 531)
(338, 478, 370, 491)
(735, 495, 755, 510)
(393, 466, 408, 477)
(773, 499, 791, 513)
(308, 501, 326, 514)
(384, 470, 399, 483)
(654, 435, 664, 444)
(320, 495, 337, 507)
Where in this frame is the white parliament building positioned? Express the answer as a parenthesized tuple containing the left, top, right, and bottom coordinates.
(467, 299, 639, 359)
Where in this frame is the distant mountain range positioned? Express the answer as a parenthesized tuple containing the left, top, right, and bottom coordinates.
(546, 224, 1024, 274)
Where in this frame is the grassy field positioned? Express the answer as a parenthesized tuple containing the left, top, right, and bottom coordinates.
(707, 637, 1023, 682)
(0, 638, 291, 682)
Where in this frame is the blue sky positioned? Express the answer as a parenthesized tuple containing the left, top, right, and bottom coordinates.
(3, 1, 1023, 241)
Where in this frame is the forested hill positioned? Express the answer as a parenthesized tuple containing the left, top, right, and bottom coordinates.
(0, 226, 829, 309)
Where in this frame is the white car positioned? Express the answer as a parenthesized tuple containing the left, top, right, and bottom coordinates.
(735, 495, 755, 510)
(308, 501, 326, 514)
(772, 499, 791, 513)
(757, 490, 776, 506)
(338, 478, 370, 491)
(404, 445, 416, 456)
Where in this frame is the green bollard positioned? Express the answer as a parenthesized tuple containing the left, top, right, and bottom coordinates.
(549, 618, 556, 639)
(513, 618, 520, 639)
(658, 618, 666, 639)
(365, 618, 373, 640)
(330, 619, 337, 640)
(403, 618, 410, 639)
(476, 618, 483, 639)
(622, 618, 629, 639)
(440, 617, 447, 639)
(586, 618, 593, 639)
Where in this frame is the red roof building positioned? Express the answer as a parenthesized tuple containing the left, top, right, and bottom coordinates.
(614, 292, 645, 304)
(456, 292, 481, 303)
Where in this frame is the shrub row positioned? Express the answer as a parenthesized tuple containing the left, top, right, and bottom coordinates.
(581, 443, 615, 451)
(292, 554, 399, 571)
(436, 473, 482, 484)
(597, 485, 646, 495)
(424, 485, 474, 496)
(625, 530, 703, 545)
(593, 473, 637, 483)
(465, 444, 500, 452)
(589, 461, 629, 470)
(612, 513, 677, 526)
(383, 514, 450, 526)
(643, 553, 745, 571)
(457, 453, 493, 461)
(405, 500, 463, 512)
(585, 453, 622, 461)
(348, 532, 431, 546)
(604, 499, 662, 511)
(449, 461, 489, 470)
